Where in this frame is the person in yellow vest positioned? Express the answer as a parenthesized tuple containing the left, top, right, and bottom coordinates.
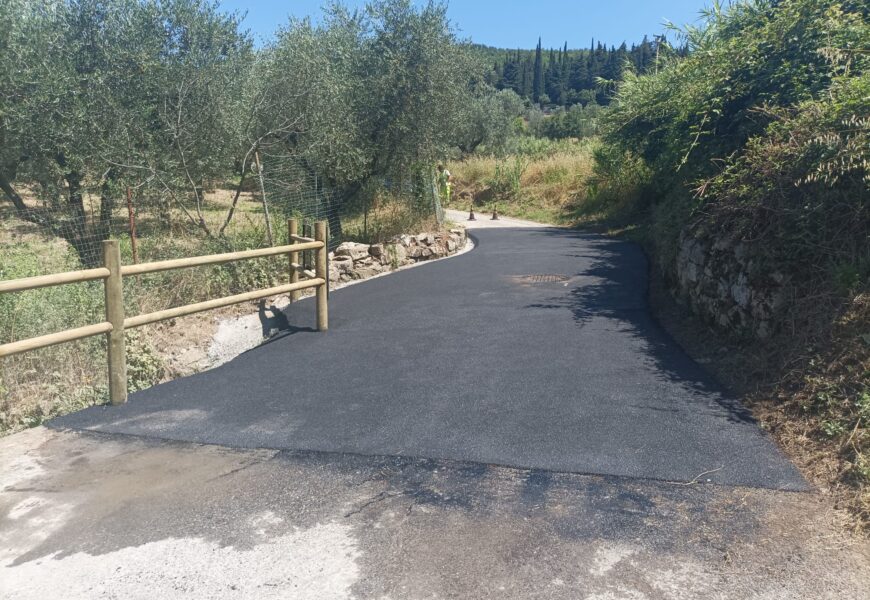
(437, 163, 453, 205)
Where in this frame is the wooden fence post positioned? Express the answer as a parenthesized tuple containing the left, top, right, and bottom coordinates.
(288, 218, 300, 303)
(103, 240, 127, 405)
(315, 221, 329, 332)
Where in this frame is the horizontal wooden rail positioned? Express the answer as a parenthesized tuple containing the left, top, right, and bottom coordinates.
(124, 279, 324, 329)
(291, 263, 317, 279)
(1, 219, 330, 405)
(0, 268, 110, 294)
(0, 322, 113, 358)
(121, 241, 323, 276)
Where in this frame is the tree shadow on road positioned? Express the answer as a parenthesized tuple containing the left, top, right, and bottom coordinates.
(521, 228, 756, 426)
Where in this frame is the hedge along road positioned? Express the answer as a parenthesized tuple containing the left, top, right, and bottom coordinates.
(53, 219, 806, 491)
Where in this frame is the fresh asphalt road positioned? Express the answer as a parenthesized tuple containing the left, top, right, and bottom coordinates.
(53, 227, 806, 490)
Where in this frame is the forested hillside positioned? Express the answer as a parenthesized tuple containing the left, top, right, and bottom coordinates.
(476, 37, 671, 106)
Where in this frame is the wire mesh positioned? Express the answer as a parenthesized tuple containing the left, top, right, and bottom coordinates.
(258, 150, 343, 252)
(1, 153, 444, 435)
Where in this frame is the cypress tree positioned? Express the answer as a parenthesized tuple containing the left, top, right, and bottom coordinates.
(484, 33, 661, 106)
(532, 37, 543, 103)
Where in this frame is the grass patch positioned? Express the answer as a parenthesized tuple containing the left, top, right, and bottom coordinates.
(448, 138, 598, 225)
(341, 194, 444, 245)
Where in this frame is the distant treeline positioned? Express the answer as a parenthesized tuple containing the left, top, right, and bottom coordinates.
(477, 37, 684, 106)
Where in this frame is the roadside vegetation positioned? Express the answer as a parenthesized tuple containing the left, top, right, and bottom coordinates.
(595, 0, 869, 528)
(449, 138, 597, 224)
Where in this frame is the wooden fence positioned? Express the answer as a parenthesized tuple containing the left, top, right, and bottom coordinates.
(0, 219, 329, 405)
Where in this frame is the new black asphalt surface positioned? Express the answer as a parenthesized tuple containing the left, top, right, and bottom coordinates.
(53, 228, 807, 490)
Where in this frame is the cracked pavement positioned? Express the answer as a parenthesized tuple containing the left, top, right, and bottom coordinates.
(2, 427, 869, 599)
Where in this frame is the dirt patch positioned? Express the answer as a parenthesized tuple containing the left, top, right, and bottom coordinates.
(143, 302, 262, 379)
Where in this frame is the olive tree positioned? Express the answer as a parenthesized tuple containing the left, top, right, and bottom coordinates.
(256, 0, 484, 210)
(456, 87, 526, 155)
(0, 0, 251, 264)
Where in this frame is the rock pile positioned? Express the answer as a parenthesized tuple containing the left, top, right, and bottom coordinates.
(328, 228, 467, 286)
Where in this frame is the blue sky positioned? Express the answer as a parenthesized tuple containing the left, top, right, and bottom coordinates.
(219, 1, 712, 48)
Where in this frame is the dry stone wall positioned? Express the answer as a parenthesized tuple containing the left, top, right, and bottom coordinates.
(328, 228, 468, 287)
(674, 231, 789, 339)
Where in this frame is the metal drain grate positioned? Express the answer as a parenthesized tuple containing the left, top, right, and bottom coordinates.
(515, 274, 571, 284)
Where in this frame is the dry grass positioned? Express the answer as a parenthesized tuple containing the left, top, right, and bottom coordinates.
(342, 194, 446, 244)
(750, 294, 870, 530)
(0, 208, 109, 432)
(649, 268, 870, 533)
(448, 142, 597, 225)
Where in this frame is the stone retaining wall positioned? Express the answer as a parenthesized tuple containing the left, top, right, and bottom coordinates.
(674, 231, 789, 339)
(329, 228, 468, 286)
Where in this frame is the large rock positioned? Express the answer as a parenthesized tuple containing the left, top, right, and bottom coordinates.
(335, 242, 371, 262)
(355, 264, 384, 279)
(384, 243, 407, 267)
(331, 255, 356, 274)
(407, 246, 433, 260)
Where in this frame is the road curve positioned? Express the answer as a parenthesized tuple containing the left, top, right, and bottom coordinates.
(53, 227, 806, 490)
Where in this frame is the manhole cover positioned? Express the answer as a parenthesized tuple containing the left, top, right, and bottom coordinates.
(514, 274, 571, 284)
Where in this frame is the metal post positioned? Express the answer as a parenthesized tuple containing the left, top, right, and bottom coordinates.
(288, 218, 300, 303)
(103, 240, 127, 405)
(255, 151, 274, 246)
(126, 187, 138, 264)
(304, 223, 314, 271)
(315, 221, 329, 332)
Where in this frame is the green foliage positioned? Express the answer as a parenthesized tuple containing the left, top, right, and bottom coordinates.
(583, 144, 652, 223)
(598, 0, 869, 275)
(0, 0, 253, 263)
(535, 103, 605, 140)
(457, 88, 526, 155)
(0, 241, 105, 342)
(125, 331, 165, 393)
(262, 0, 486, 190)
(488, 158, 528, 200)
(0, 235, 107, 434)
